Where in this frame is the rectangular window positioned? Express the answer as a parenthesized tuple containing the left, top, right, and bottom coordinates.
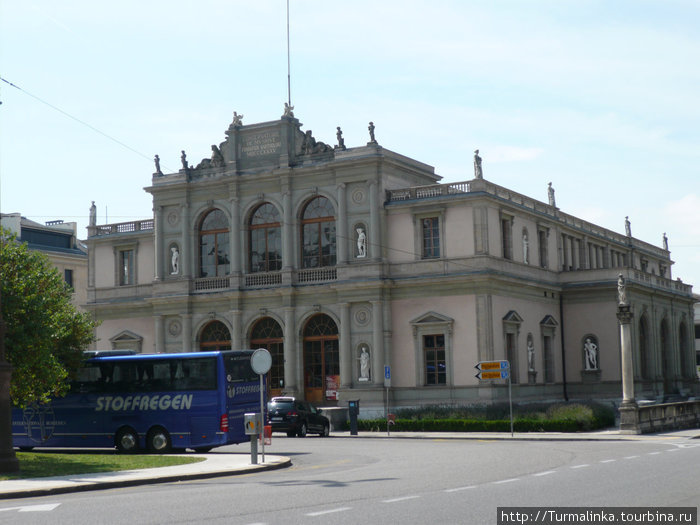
(422, 217, 440, 259)
(424, 334, 446, 385)
(501, 218, 512, 260)
(119, 250, 134, 286)
(64, 269, 74, 290)
(543, 335, 554, 383)
(538, 230, 548, 268)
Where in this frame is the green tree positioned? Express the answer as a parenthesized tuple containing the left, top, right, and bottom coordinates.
(0, 231, 96, 407)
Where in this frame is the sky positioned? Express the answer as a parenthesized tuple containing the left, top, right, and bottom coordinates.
(1, 1, 699, 290)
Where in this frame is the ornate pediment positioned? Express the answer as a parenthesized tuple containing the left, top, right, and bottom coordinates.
(410, 311, 454, 326)
(540, 314, 558, 327)
(502, 310, 524, 323)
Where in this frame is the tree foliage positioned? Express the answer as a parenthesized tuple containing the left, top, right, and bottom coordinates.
(1, 231, 96, 407)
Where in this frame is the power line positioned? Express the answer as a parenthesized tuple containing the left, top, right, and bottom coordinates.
(0, 76, 166, 169)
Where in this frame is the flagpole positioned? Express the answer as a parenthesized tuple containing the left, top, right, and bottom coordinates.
(286, 0, 291, 106)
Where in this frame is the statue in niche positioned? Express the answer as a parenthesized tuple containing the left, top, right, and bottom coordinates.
(617, 273, 628, 306)
(181, 150, 188, 170)
(527, 339, 535, 371)
(356, 227, 367, 258)
(523, 230, 529, 265)
(368, 121, 377, 144)
(283, 102, 295, 117)
(548, 182, 556, 207)
(473, 149, 483, 179)
(89, 201, 97, 227)
(584, 338, 598, 370)
(336, 127, 345, 150)
(625, 216, 631, 237)
(232, 111, 244, 127)
(170, 247, 180, 275)
(663, 232, 668, 250)
(154, 154, 163, 175)
(359, 346, 370, 381)
(210, 145, 225, 167)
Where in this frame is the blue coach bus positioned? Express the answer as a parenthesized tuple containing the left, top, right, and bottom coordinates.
(12, 349, 264, 453)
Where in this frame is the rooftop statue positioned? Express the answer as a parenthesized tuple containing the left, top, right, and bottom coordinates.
(473, 149, 483, 179)
(336, 127, 346, 150)
(232, 111, 244, 127)
(548, 182, 556, 207)
(154, 154, 163, 175)
(368, 121, 377, 144)
(283, 102, 295, 118)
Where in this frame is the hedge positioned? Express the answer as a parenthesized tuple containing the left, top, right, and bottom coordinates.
(349, 417, 596, 433)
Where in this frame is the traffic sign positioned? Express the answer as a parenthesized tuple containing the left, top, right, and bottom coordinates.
(475, 369, 510, 380)
(474, 360, 509, 371)
(384, 366, 391, 380)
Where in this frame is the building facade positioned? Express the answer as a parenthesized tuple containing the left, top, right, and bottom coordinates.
(85, 111, 698, 410)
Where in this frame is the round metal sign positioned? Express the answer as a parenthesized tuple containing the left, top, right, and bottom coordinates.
(250, 348, 272, 375)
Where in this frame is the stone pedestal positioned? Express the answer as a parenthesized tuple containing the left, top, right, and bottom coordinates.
(618, 401, 640, 434)
(528, 370, 537, 385)
(580, 369, 601, 383)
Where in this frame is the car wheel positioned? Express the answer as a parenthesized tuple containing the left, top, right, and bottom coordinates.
(297, 422, 307, 437)
(115, 427, 139, 453)
(147, 426, 172, 453)
(319, 423, 330, 437)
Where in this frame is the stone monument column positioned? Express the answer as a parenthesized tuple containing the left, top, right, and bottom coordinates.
(339, 303, 352, 387)
(617, 274, 638, 433)
(283, 307, 298, 396)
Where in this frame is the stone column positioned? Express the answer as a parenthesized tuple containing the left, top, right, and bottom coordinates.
(617, 305, 639, 433)
(282, 191, 293, 270)
(283, 307, 298, 396)
(368, 180, 380, 261)
(339, 303, 352, 387)
(181, 314, 192, 353)
(337, 184, 347, 264)
(180, 203, 190, 278)
(371, 300, 384, 386)
(230, 197, 241, 275)
(155, 315, 165, 353)
(231, 310, 242, 350)
(155, 206, 164, 280)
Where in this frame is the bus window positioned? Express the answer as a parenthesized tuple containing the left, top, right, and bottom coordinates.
(224, 354, 257, 383)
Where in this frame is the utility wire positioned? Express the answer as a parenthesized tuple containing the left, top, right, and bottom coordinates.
(0, 76, 167, 169)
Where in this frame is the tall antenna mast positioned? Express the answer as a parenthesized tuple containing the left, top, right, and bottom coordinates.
(286, 0, 292, 106)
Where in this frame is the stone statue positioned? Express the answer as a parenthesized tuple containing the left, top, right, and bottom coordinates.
(523, 230, 529, 265)
(359, 346, 370, 380)
(368, 121, 376, 144)
(89, 201, 97, 227)
(625, 216, 631, 237)
(527, 340, 535, 371)
(356, 227, 367, 258)
(473, 149, 483, 179)
(283, 102, 295, 117)
(548, 182, 556, 207)
(336, 127, 345, 150)
(210, 145, 225, 167)
(154, 154, 163, 175)
(181, 150, 188, 170)
(663, 232, 668, 250)
(232, 111, 243, 127)
(170, 247, 180, 275)
(584, 338, 598, 370)
(617, 273, 628, 306)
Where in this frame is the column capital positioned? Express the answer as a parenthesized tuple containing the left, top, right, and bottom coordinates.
(617, 306, 634, 324)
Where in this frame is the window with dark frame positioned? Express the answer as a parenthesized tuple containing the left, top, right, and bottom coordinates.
(424, 334, 446, 385)
(119, 249, 134, 286)
(301, 197, 336, 269)
(249, 203, 282, 273)
(422, 217, 440, 259)
(64, 269, 74, 290)
(199, 209, 230, 278)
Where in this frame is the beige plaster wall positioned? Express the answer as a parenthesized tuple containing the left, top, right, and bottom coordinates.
(96, 317, 155, 354)
(386, 211, 415, 263)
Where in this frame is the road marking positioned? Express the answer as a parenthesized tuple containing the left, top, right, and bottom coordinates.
(666, 448, 680, 452)
(533, 470, 556, 477)
(306, 507, 352, 517)
(493, 478, 519, 484)
(648, 452, 662, 455)
(383, 496, 420, 503)
(0, 504, 61, 513)
(444, 485, 476, 493)
(600, 459, 616, 463)
(571, 464, 589, 469)
(624, 455, 639, 459)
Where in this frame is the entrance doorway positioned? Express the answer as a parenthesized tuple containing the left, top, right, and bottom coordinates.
(251, 317, 285, 398)
(303, 314, 339, 404)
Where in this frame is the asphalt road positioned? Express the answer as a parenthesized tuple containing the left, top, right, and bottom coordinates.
(2, 435, 699, 524)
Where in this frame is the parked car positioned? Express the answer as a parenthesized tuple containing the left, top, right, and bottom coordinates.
(266, 396, 330, 437)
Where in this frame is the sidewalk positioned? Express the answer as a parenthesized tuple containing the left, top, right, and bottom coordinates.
(1, 428, 698, 499)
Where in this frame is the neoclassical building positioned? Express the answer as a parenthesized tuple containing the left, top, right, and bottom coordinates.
(85, 109, 698, 409)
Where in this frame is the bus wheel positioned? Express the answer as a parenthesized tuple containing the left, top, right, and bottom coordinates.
(115, 427, 139, 453)
(147, 426, 172, 454)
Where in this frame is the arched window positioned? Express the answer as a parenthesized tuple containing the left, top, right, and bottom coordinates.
(199, 321, 231, 351)
(250, 203, 281, 273)
(303, 314, 339, 403)
(199, 209, 230, 277)
(251, 317, 284, 396)
(301, 197, 336, 268)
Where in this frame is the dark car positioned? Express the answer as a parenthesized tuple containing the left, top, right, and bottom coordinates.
(266, 396, 330, 437)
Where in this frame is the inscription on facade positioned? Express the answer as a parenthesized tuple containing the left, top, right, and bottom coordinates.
(241, 131, 282, 158)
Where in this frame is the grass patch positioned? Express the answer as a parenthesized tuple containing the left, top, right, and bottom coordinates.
(0, 452, 205, 481)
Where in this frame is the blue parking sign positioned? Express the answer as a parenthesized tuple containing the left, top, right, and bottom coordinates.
(384, 366, 391, 379)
